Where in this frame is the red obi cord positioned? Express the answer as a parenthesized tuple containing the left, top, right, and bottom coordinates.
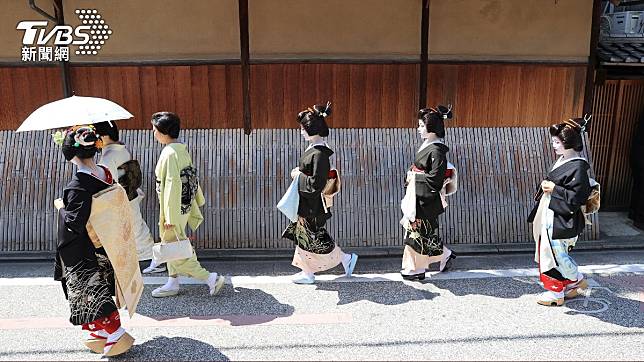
(82, 310, 121, 334)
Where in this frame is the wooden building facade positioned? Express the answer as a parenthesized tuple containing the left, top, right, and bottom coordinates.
(1, 0, 640, 255)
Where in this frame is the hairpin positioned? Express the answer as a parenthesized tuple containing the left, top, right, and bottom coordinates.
(581, 114, 591, 132)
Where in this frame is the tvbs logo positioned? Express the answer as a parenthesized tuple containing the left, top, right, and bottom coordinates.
(18, 21, 90, 45)
(17, 9, 111, 61)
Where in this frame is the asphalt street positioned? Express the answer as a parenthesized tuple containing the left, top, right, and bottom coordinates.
(0, 250, 642, 361)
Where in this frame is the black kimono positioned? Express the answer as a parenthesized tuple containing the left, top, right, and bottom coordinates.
(54, 170, 117, 326)
(282, 145, 335, 254)
(404, 142, 449, 256)
(528, 159, 592, 239)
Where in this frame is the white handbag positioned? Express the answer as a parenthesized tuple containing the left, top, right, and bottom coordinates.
(152, 229, 194, 264)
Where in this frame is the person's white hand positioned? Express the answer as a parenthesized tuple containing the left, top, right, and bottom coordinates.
(291, 167, 301, 179)
(541, 180, 555, 193)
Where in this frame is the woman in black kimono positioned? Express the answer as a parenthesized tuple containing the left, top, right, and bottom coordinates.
(54, 126, 134, 356)
(527, 117, 593, 306)
(400, 106, 456, 281)
(282, 102, 358, 284)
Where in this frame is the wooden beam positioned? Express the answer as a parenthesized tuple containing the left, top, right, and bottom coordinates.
(27, 0, 71, 97)
(53, 0, 72, 97)
(418, 0, 430, 109)
(238, 0, 252, 135)
(583, 0, 602, 122)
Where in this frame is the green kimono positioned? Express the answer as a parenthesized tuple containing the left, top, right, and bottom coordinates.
(155, 143, 208, 280)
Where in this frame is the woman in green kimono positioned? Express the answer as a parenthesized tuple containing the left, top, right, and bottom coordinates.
(149, 112, 225, 298)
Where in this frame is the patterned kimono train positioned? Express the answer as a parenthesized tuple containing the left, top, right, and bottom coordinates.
(282, 144, 345, 273)
(54, 169, 120, 331)
(401, 142, 449, 272)
(528, 157, 592, 292)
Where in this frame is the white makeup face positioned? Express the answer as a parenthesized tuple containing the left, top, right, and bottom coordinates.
(300, 126, 311, 141)
(551, 136, 565, 155)
(417, 120, 429, 139)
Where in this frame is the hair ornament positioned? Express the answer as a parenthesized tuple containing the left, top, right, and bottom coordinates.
(581, 114, 591, 132)
(51, 124, 103, 149)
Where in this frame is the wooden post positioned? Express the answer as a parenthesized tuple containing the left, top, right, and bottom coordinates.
(582, 0, 602, 124)
(418, 0, 430, 110)
(28, 0, 72, 97)
(53, 0, 72, 97)
(238, 0, 252, 135)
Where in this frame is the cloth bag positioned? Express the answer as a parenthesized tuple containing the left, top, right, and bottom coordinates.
(321, 169, 341, 213)
(152, 229, 194, 264)
(440, 162, 459, 208)
(582, 178, 601, 224)
(277, 173, 300, 222)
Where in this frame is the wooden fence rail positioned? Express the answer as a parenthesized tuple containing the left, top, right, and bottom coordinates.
(0, 128, 598, 253)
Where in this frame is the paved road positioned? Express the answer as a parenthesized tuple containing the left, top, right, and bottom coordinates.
(0, 250, 642, 360)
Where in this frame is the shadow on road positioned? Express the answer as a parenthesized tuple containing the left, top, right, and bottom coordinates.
(315, 276, 439, 306)
(134, 285, 295, 327)
(110, 336, 229, 361)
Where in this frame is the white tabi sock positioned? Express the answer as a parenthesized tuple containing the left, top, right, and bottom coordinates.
(106, 327, 125, 344)
(91, 329, 108, 339)
(543, 290, 565, 299)
(576, 272, 584, 282)
(147, 259, 158, 269)
(341, 253, 351, 269)
(160, 276, 179, 291)
(206, 273, 219, 287)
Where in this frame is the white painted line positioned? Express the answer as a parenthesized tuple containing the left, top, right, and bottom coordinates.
(1, 263, 642, 286)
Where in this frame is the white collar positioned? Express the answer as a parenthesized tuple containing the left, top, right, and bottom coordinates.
(77, 163, 96, 175)
(552, 155, 586, 170)
(77, 163, 110, 183)
(418, 138, 444, 152)
(306, 140, 328, 151)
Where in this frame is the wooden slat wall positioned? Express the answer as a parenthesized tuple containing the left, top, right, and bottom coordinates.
(69, 65, 244, 129)
(427, 64, 586, 127)
(590, 79, 644, 209)
(250, 63, 420, 129)
(0, 66, 63, 130)
(0, 128, 598, 253)
(0, 63, 585, 130)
